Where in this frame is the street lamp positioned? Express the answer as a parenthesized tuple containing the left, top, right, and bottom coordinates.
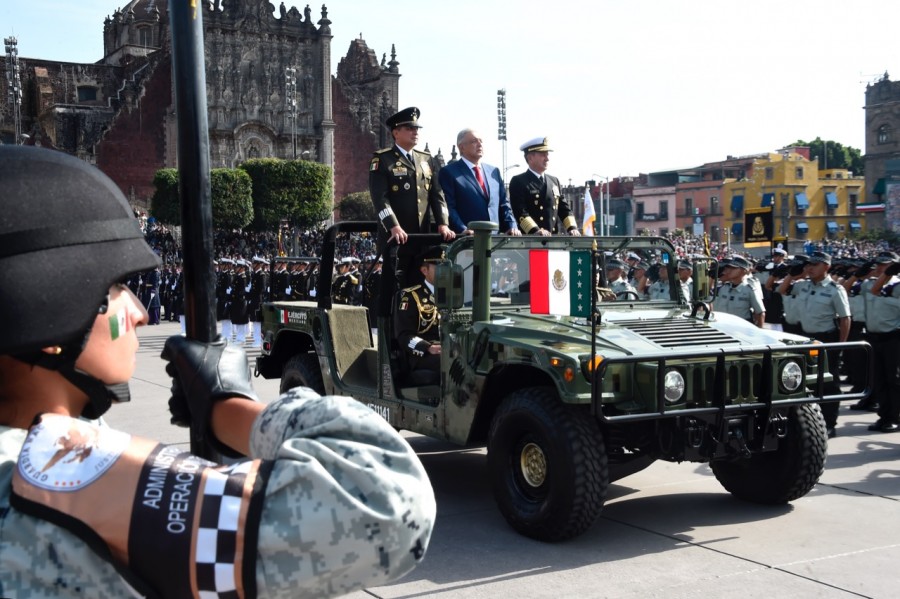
(592, 174, 610, 235)
(497, 89, 508, 183)
(285, 66, 298, 159)
(5, 36, 23, 145)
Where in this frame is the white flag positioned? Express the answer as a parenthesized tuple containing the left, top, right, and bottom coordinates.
(582, 187, 596, 235)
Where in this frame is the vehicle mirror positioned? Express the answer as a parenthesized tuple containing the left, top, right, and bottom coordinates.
(435, 263, 464, 309)
(693, 260, 714, 302)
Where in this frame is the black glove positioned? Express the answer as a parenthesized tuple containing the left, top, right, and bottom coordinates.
(856, 260, 876, 278)
(886, 261, 900, 277)
(161, 336, 259, 455)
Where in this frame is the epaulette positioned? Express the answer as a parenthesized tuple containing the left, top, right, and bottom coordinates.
(374, 148, 392, 155)
(414, 148, 432, 156)
(401, 284, 423, 293)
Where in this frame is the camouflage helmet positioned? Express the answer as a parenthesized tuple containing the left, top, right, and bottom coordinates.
(0, 146, 161, 355)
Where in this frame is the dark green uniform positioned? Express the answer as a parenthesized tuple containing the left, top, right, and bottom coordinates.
(395, 283, 440, 374)
(369, 146, 449, 248)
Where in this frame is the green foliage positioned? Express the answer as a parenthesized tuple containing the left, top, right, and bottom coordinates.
(339, 191, 376, 221)
(789, 138, 865, 176)
(149, 168, 181, 225)
(210, 168, 253, 230)
(240, 158, 333, 230)
(149, 167, 254, 230)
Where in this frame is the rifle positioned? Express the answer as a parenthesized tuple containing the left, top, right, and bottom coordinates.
(168, 0, 220, 461)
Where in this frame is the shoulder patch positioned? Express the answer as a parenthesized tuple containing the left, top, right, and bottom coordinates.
(375, 148, 392, 155)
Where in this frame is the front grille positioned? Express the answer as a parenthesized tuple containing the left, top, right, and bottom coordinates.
(615, 318, 741, 348)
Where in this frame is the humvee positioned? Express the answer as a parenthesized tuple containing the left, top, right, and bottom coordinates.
(255, 221, 870, 541)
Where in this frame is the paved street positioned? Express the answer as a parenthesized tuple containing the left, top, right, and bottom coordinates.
(109, 321, 900, 599)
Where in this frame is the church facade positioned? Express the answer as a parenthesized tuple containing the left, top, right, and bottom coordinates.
(0, 0, 398, 213)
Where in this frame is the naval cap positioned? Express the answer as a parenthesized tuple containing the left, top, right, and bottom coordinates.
(519, 137, 553, 153)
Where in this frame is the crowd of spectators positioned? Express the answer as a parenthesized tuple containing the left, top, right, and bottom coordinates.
(134, 211, 376, 264)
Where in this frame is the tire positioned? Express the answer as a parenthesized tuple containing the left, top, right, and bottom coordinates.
(487, 387, 608, 542)
(280, 353, 325, 394)
(710, 403, 827, 504)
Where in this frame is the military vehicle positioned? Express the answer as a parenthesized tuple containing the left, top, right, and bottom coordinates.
(255, 221, 869, 541)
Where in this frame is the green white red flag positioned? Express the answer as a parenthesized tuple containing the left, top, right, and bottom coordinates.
(529, 250, 592, 316)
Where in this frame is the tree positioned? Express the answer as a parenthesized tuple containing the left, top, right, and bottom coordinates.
(789, 138, 864, 176)
(148, 167, 254, 230)
(149, 169, 180, 225)
(210, 168, 253, 230)
(338, 191, 376, 221)
(240, 158, 333, 230)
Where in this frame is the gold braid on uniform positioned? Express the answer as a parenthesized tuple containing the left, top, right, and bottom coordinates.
(410, 289, 439, 333)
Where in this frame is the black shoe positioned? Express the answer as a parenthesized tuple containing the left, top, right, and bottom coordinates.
(868, 420, 885, 431)
(851, 401, 879, 411)
(881, 422, 900, 433)
(827, 427, 837, 438)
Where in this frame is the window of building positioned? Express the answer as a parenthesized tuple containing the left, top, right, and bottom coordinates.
(710, 225, 720, 243)
(636, 202, 645, 220)
(795, 166, 804, 180)
(683, 197, 692, 216)
(710, 196, 719, 214)
(138, 26, 153, 47)
(659, 201, 669, 219)
(878, 124, 891, 144)
(765, 167, 773, 180)
(77, 86, 98, 102)
(849, 192, 858, 215)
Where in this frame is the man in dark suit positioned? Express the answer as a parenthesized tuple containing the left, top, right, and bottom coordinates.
(439, 128, 520, 236)
(509, 137, 580, 236)
(369, 106, 455, 249)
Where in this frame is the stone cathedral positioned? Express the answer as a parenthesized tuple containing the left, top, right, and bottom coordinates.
(0, 0, 400, 211)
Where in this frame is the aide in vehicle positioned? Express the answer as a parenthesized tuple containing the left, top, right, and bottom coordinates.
(395, 246, 445, 383)
(0, 146, 436, 598)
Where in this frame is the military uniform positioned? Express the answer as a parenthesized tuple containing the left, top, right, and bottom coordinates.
(508, 171, 576, 234)
(862, 253, 900, 430)
(395, 282, 440, 373)
(332, 270, 359, 305)
(369, 108, 448, 250)
(716, 278, 765, 322)
(648, 278, 671, 300)
(0, 389, 436, 597)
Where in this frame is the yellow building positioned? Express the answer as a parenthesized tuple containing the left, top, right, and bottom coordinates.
(724, 151, 865, 243)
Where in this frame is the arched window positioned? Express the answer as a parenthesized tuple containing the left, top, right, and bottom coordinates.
(878, 124, 891, 144)
(138, 26, 153, 47)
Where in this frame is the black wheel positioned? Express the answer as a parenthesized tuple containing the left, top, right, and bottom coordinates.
(280, 353, 325, 394)
(487, 387, 608, 542)
(710, 403, 827, 504)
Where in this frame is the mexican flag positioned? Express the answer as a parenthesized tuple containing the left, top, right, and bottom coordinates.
(529, 250, 592, 316)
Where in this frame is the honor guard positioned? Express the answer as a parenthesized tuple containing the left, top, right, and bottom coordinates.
(369, 107, 454, 251)
(249, 256, 269, 348)
(777, 254, 810, 335)
(862, 251, 900, 432)
(395, 246, 444, 383)
(216, 257, 235, 341)
(332, 257, 359, 305)
(716, 256, 766, 327)
(229, 259, 251, 344)
(508, 137, 579, 236)
(605, 259, 636, 298)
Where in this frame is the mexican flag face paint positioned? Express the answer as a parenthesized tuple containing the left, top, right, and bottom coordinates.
(109, 309, 128, 340)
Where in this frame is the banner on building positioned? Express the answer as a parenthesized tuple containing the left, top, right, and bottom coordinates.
(744, 207, 774, 248)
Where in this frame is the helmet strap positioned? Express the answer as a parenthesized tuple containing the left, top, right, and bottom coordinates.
(14, 330, 131, 419)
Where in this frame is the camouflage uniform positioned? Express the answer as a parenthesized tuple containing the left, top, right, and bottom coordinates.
(0, 389, 436, 598)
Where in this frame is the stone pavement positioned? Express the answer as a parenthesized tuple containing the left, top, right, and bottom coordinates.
(108, 321, 900, 599)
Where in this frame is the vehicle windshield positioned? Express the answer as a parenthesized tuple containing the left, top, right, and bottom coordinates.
(448, 235, 686, 309)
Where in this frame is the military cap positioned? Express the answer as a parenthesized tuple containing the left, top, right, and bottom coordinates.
(808, 251, 832, 265)
(416, 245, 446, 268)
(773, 247, 787, 256)
(219, 258, 234, 265)
(605, 259, 627, 270)
(626, 252, 641, 262)
(677, 260, 693, 270)
(790, 253, 810, 265)
(874, 251, 900, 263)
(519, 136, 553, 153)
(386, 106, 422, 129)
(727, 256, 751, 270)
(635, 261, 650, 271)
(340, 256, 354, 264)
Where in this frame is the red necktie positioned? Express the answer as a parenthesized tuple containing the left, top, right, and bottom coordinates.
(473, 165, 487, 197)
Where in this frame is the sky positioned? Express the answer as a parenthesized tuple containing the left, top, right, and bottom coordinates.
(4, 0, 899, 186)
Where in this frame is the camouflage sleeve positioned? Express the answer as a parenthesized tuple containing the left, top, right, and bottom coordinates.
(249, 388, 436, 598)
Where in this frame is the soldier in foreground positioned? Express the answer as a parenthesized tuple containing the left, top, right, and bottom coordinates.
(0, 146, 436, 598)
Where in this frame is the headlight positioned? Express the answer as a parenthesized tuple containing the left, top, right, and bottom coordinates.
(664, 369, 685, 403)
(780, 361, 803, 392)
